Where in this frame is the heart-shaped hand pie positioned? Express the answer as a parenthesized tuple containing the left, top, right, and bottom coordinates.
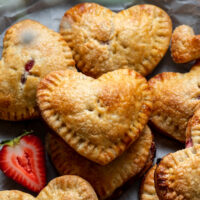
(149, 61, 200, 142)
(0, 19, 75, 121)
(0, 175, 98, 200)
(140, 164, 158, 200)
(60, 3, 172, 78)
(186, 107, 200, 147)
(46, 126, 154, 200)
(37, 69, 152, 165)
(155, 145, 200, 200)
(171, 25, 200, 63)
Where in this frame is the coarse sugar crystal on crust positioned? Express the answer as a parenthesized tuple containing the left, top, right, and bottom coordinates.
(0, 19, 75, 121)
(37, 69, 152, 165)
(149, 61, 200, 142)
(60, 3, 172, 78)
(46, 126, 154, 200)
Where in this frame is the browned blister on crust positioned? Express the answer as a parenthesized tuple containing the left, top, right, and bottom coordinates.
(140, 165, 158, 200)
(171, 25, 200, 63)
(37, 69, 152, 165)
(149, 62, 200, 142)
(0, 176, 98, 200)
(60, 3, 172, 77)
(0, 19, 75, 121)
(155, 145, 200, 200)
(46, 126, 154, 200)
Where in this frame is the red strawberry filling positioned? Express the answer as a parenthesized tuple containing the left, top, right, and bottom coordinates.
(186, 137, 193, 148)
(21, 60, 35, 84)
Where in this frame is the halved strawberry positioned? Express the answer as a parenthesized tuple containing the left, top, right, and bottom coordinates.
(0, 132, 46, 192)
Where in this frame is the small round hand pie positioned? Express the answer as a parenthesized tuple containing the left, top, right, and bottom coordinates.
(155, 145, 200, 200)
(60, 3, 172, 77)
(171, 25, 200, 63)
(37, 69, 152, 165)
(46, 126, 155, 200)
(0, 19, 75, 120)
(37, 175, 98, 200)
(149, 61, 200, 142)
(186, 107, 200, 148)
(140, 165, 158, 200)
(0, 175, 98, 200)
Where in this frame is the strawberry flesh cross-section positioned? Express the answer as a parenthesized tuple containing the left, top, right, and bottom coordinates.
(0, 134, 46, 193)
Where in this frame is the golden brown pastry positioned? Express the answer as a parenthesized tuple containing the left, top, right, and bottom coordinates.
(155, 145, 200, 200)
(0, 19, 75, 121)
(0, 176, 98, 200)
(171, 25, 200, 63)
(149, 61, 200, 142)
(60, 3, 172, 77)
(46, 126, 155, 200)
(37, 69, 152, 165)
(37, 175, 98, 200)
(0, 191, 35, 200)
(140, 165, 158, 200)
(186, 107, 200, 147)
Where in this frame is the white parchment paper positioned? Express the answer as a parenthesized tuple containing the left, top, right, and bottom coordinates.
(0, 0, 199, 199)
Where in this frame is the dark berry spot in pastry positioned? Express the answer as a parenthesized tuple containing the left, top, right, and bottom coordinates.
(21, 60, 35, 84)
(25, 60, 34, 72)
(156, 158, 162, 164)
(186, 137, 193, 148)
(21, 74, 26, 84)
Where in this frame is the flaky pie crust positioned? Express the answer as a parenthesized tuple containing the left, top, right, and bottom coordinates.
(60, 3, 172, 77)
(186, 106, 200, 147)
(149, 61, 200, 142)
(155, 145, 200, 200)
(46, 126, 154, 200)
(0, 19, 75, 121)
(0, 176, 97, 200)
(37, 69, 152, 165)
(171, 25, 200, 63)
(140, 165, 158, 200)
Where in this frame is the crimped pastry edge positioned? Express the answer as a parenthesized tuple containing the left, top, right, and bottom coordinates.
(0, 19, 75, 121)
(37, 69, 152, 165)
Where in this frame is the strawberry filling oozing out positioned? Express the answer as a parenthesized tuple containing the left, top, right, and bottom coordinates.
(0, 135, 46, 193)
(186, 137, 193, 148)
(21, 60, 35, 84)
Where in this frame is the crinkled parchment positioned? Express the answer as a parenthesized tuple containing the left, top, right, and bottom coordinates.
(0, 0, 199, 199)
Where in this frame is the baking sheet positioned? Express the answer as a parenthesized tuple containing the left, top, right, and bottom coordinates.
(0, 0, 199, 199)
